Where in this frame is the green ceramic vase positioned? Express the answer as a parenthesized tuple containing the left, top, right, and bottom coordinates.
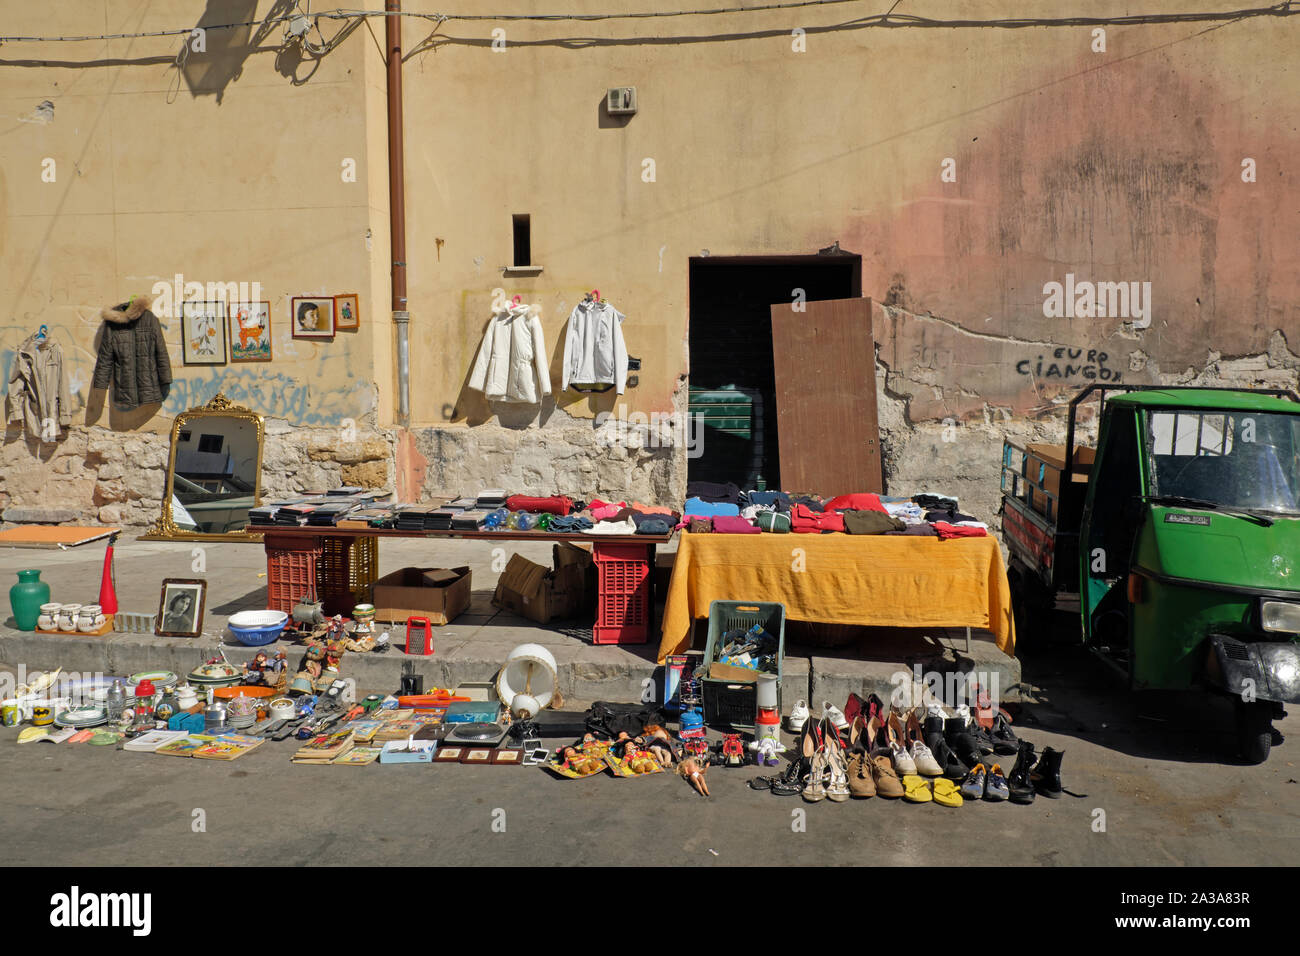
(9, 569, 51, 631)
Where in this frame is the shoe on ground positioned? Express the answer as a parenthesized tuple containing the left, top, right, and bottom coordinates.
(960, 763, 987, 801)
(871, 751, 906, 798)
(890, 742, 917, 776)
(902, 774, 934, 803)
(909, 739, 944, 776)
(846, 750, 876, 798)
(822, 701, 849, 731)
(926, 732, 969, 779)
(984, 763, 1010, 801)
(990, 712, 1019, 756)
(1007, 740, 1037, 804)
(788, 699, 810, 733)
(931, 777, 964, 808)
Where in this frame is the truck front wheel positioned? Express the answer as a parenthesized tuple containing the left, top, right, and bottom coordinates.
(1235, 699, 1274, 764)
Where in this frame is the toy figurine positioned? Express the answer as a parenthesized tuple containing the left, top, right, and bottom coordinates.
(719, 734, 746, 767)
(298, 641, 326, 682)
(325, 636, 347, 673)
(747, 736, 786, 767)
(679, 757, 710, 796)
(244, 652, 270, 685)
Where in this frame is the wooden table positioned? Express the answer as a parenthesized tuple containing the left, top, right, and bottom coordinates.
(252, 524, 674, 642)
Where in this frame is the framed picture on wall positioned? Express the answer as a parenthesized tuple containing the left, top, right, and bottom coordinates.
(181, 301, 228, 365)
(334, 293, 359, 332)
(291, 297, 335, 339)
(229, 301, 273, 362)
(155, 578, 207, 638)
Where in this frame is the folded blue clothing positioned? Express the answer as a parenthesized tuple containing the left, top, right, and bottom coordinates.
(634, 517, 673, 535)
(683, 497, 740, 518)
(550, 515, 594, 531)
(741, 490, 791, 512)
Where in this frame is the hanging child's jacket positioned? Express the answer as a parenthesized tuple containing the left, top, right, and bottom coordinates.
(561, 299, 628, 394)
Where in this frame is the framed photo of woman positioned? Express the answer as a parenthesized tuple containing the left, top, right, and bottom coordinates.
(290, 297, 335, 340)
(155, 579, 207, 638)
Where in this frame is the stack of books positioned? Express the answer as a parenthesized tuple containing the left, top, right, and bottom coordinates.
(291, 730, 355, 764)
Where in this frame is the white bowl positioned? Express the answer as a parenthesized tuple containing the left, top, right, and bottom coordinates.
(228, 610, 289, 629)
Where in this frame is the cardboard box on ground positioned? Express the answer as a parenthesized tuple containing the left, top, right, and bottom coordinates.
(492, 543, 595, 624)
(372, 566, 472, 625)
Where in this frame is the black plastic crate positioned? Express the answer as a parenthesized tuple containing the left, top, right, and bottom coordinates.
(699, 600, 786, 731)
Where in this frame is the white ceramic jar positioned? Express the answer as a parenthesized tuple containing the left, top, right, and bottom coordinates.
(58, 604, 83, 632)
(77, 604, 106, 632)
(37, 603, 60, 630)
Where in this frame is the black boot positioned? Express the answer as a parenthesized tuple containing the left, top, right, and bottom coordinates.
(1007, 740, 1037, 804)
(1030, 746, 1064, 799)
(945, 717, 983, 768)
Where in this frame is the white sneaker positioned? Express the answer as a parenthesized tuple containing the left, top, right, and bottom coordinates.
(955, 704, 972, 726)
(926, 703, 948, 722)
(822, 701, 848, 731)
(909, 739, 944, 776)
(787, 699, 810, 733)
(891, 742, 917, 776)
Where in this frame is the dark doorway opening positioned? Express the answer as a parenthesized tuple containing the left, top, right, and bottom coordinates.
(687, 254, 861, 489)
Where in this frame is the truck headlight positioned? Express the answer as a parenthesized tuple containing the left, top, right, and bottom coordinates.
(1261, 601, 1300, 634)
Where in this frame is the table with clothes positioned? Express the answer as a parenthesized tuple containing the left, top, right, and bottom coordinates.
(657, 484, 1016, 662)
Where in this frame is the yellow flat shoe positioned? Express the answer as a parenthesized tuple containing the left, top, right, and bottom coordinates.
(902, 774, 933, 803)
(932, 778, 965, 808)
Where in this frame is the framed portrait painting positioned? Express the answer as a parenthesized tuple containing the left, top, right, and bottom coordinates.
(181, 301, 228, 365)
(291, 297, 335, 339)
(229, 301, 272, 362)
(155, 578, 207, 638)
(333, 293, 359, 332)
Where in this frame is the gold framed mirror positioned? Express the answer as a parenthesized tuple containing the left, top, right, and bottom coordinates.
(141, 393, 265, 542)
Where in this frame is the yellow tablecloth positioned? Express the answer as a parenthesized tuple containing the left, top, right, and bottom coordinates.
(657, 532, 1016, 662)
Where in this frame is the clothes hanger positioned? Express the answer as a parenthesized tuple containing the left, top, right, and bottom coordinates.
(511, 295, 523, 307)
(35, 324, 48, 342)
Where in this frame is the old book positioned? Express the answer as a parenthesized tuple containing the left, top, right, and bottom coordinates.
(332, 746, 382, 765)
(191, 734, 264, 760)
(292, 730, 355, 763)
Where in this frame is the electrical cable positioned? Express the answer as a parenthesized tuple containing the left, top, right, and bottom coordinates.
(0, 2, 1294, 42)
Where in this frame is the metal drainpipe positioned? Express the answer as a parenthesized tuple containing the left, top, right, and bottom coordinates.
(386, 0, 410, 426)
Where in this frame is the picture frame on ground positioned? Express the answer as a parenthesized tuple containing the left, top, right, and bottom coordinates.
(181, 301, 228, 365)
(155, 579, 207, 638)
(333, 293, 359, 332)
(291, 297, 335, 339)
(229, 301, 273, 362)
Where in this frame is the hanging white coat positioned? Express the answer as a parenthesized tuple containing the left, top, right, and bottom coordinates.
(561, 300, 628, 395)
(468, 304, 552, 404)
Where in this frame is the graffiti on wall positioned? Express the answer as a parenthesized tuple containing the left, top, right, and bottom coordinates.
(1015, 347, 1123, 383)
(162, 369, 372, 425)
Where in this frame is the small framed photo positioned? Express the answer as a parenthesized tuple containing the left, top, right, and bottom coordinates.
(291, 297, 335, 339)
(155, 579, 207, 638)
(460, 748, 493, 764)
(229, 301, 272, 362)
(434, 747, 463, 762)
(491, 749, 523, 765)
(181, 301, 228, 365)
(333, 293, 359, 332)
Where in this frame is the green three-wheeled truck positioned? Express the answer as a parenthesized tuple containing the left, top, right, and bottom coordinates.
(1001, 386, 1300, 763)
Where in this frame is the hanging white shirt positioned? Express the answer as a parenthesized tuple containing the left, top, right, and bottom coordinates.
(468, 304, 552, 404)
(561, 300, 628, 394)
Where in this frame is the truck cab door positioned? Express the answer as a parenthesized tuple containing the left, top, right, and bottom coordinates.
(1079, 408, 1144, 664)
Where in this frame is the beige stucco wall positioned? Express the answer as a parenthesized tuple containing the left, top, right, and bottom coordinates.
(2, 0, 1298, 521)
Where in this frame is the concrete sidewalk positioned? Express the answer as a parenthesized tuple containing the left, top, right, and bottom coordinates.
(0, 535, 1020, 707)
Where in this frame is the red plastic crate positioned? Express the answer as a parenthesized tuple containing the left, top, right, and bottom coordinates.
(592, 542, 651, 645)
(265, 534, 323, 613)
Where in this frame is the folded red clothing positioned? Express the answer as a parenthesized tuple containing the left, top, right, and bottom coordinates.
(823, 493, 887, 514)
(505, 494, 573, 516)
(790, 504, 846, 533)
(932, 521, 988, 539)
(711, 515, 761, 534)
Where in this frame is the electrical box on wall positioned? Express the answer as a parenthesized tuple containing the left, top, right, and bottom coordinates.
(606, 87, 637, 115)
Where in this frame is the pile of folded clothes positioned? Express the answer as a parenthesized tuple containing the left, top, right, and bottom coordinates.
(679, 482, 990, 538)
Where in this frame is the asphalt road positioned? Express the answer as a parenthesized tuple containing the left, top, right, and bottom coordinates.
(0, 642, 1295, 867)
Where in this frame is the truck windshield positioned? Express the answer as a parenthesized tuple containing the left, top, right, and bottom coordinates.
(1145, 409, 1300, 515)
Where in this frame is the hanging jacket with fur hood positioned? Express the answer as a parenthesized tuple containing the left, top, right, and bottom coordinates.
(92, 294, 173, 410)
(468, 304, 552, 404)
